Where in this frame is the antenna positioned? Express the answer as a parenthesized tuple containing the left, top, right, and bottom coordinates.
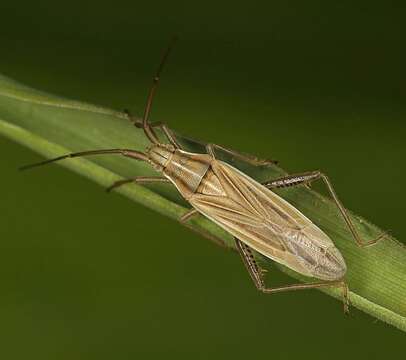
(142, 36, 178, 144)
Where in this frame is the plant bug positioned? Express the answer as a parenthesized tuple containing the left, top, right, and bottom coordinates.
(21, 38, 384, 312)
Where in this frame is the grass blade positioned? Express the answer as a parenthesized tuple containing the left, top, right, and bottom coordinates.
(0, 74, 405, 331)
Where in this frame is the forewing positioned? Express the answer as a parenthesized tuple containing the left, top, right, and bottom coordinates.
(212, 161, 311, 230)
(189, 192, 286, 253)
(188, 160, 322, 277)
(189, 159, 306, 254)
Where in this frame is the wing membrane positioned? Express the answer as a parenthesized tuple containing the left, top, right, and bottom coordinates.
(189, 160, 336, 278)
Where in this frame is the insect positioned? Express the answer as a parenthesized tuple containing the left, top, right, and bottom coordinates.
(21, 39, 384, 312)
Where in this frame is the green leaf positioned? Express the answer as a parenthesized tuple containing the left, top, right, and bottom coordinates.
(0, 73, 405, 331)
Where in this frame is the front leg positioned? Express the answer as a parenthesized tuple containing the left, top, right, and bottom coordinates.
(125, 110, 183, 149)
(125, 110, 277, 166)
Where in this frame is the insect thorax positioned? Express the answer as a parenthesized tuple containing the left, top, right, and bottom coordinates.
(161, 149, 212, 198)
(146, 143, 176, 170)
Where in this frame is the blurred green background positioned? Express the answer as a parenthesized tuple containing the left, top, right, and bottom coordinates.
(0, 1, 405, 359)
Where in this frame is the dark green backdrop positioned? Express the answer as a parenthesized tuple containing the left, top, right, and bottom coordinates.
(0, 1, 405, 359)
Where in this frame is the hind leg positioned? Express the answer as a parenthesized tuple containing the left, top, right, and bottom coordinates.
(262, 171, 386, 247)
(235, 238, 349, 313)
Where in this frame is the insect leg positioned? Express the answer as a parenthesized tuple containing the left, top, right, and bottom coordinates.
(179, 208, 229, 249)
(106, 176, 170, 192)
(206, 143, 216, 157)
(235, 238, 349, 313)
(206, 143, 278, 166)
(180, 208, 199, 222)
(19, 149, 148, 171)
(262, 171, 322, 189)
(148, 122, 183, 149)
(262, 171, 385, 247)
(125, 110, 183, 150)
(128, 113, 280, 160)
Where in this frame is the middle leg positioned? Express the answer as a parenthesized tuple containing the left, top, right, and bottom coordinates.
(206, 143, 278, 166)
(138, 118, 279, 165)
(179, 208, 229, 249)
(125, 111, 277, 166)
(106, 176, 170, 192)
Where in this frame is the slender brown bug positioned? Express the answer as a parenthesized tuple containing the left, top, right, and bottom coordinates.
(21, 39, 384, 312)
